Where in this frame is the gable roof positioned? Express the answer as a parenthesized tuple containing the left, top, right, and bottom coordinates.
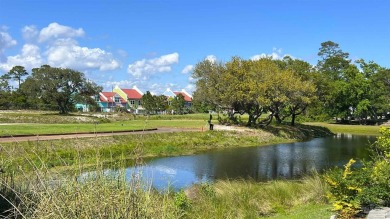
(173, 90, 192, 102)
(100, 92, 126, 103)
(121, 88, 143, 99)
(163, 88, 176, 98)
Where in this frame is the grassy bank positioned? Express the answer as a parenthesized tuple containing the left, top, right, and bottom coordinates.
(0, 111, 338, 218)
(2, 125, 326, 172)
(306, 122, 383, 136)
(0, 126, 333, 218)
(0, 162, 331, 218)
(186, 175, 331, 218)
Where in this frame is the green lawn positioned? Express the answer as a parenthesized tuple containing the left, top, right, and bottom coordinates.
(0, 119, 210, 137)
(0, 122, 147, 136)
(306, 122, 383, 136)
(1, 110, 385, 137)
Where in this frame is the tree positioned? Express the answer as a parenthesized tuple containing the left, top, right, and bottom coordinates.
(7, 66, 28, 88)
(0, 75, 11, 108)
(223, 57, 264, 126)
(316, 41, 354, 120)
(192, 59, 226, 112)
(0, 74, 10, 92)
(22, 65, 102, 114)
(141, 91, 156, 114)
(317, 41, 350, 80)
(171, 93, 185, 114)
(155, 95, 168, 113)
(192, 57, 317, 127)
(273, 57, 317, 125)
(366, 68, 390, 120)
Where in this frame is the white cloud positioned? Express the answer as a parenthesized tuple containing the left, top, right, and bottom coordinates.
(250, 48, 295, 61)
(117, 49, 128, 58)
(205, 55, 217, 63)
(0, 44, 43, 72)
(46, 39, 120, 71)
(181, 65, 193, 74)
(127, 52, 179, 78)
(184, 84, 195, 94)
(188, 76, 196, 82)
(22, 25, 39, 41)
(0, 28, 17, 55)
(39, 22, 85, 42)
(250, 53, 280, 60)
(103, 80, 135, 90)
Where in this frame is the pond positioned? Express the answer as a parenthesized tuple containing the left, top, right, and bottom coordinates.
(85, 134, 377, 191)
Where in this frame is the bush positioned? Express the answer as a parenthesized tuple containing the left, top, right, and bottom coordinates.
(325, 127, 390, 218)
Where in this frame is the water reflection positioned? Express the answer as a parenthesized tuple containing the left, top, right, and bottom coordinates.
(92, 134, 376, 190)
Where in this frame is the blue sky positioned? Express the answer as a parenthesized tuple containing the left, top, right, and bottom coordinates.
(1, 0, 389, 94)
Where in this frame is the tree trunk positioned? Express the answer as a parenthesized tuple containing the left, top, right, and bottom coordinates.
(274, 114, 282, 124)
(247, 114, 253, 126)
(291, 114, 296, 126)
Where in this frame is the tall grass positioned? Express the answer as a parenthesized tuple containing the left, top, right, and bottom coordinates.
(0, 130, 292, 172)
(0, 137, 332, 219)
(187, 175, 330, 218)
(0, 120, 334, 218)
(0, 131, 183, 218)
(0, 167, 182, 218)
(1, 162, 331, 218)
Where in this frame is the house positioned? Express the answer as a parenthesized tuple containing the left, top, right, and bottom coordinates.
(96, 92, 127, 112)
(163, 88, 176, 106)
(75, 103, 89, 112)
(113, 86, 145, 114)
(173, 89, 193, 108)
(79, 85, 192, 114)
(163, 88, 193, 112)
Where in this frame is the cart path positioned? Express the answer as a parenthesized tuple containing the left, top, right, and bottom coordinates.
(0, 128, 201, 143)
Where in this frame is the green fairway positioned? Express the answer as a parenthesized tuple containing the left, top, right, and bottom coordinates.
(0, 120, 209, 137)
(305, 122, 383, 136)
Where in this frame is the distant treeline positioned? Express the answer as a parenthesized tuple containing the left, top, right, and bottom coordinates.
(191, 41, 390, 126)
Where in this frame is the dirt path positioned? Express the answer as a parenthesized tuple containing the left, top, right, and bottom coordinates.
(0, 128, 200, 143)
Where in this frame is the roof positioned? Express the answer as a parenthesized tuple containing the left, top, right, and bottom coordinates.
(121, 88, 143, 99)
(163, 88, 176, 98)
(173, 91, 192, 102)
(100, 92, 126, 103)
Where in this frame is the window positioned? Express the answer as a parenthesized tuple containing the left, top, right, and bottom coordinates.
(114, 96, 120, 103)
(95, 95, 100, 102)
(138, 100, 141, 106)
(130, 100, 135, 105)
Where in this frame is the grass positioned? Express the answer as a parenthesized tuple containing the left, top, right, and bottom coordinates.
(0, 167, 182, 218)
(0, 120, 210, 137)
(0, 110, 338, 218)
(187, 175, 331, 218)
(306, 122, 383, 136)
(0, 129, 297, 172)
(0, 110, 211, 124)
(0, 122, 148, 136)
(0, 155, 331, 218)
(2, 110, 384, 137)
(0, 110, 212, 137)
(267, 203, 332, 219)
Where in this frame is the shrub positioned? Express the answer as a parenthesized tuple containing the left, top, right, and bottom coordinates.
(325, 127, 390, 218)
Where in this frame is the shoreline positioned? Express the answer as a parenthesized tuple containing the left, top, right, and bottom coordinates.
(0, 124, 334, 173)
